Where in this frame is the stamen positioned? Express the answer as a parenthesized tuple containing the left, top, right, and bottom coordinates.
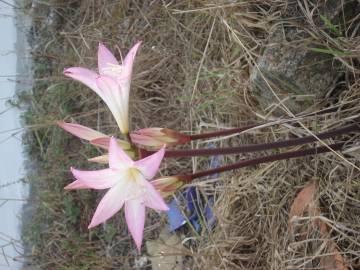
(102, 63, 123, 76)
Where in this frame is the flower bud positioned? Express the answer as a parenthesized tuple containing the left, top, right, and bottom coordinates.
(90, 137, 131, 150)
(88, 154, 109, 164)
(150, 176, 186, 197)
(130, 128, 190, 148)
(57, 121, 130, 150)
(88, 149, 135, 164)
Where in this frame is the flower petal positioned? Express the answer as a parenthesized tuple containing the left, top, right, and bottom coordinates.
(96, 75, 129, 134)
(71, 167, 119, 189)
(109, 137, 133, 169)
(57, 121, 108, 142)
(98, 43, 119, 75)
(134, 147, 165, 179)
(64, 180, 88, 190)
(125, 198, 145, 251)
(143, 180, 169, 211)
(63, 67, 103, 99)
(120, 41, 142, 81)
(88, 182, 127, 228)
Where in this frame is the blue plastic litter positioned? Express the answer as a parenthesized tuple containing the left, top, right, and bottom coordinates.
(167, 143, 220, 232)
(167, 199, 187, 231)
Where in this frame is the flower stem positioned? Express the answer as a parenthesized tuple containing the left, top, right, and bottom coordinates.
(188, 107, 339, 141)
(182, 142, 344, 181)
(125, 132, 140, 158)
(141, 124, 359, 158)
(125, 133, 132, 144)
(188, 123, 258, 140)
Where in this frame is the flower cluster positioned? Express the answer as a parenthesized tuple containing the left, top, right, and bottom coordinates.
(59, 41, 354, 252)
(60, 42, 173, 251)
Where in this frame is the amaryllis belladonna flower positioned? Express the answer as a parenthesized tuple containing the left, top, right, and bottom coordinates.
(65, 137, 169, 251)
(63, 41, 141, 134)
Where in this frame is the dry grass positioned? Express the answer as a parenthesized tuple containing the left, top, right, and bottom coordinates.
(20, 0, 360, 269)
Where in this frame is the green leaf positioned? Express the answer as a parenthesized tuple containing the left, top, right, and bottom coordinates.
(309, 47, 350, 57)
(320, 15, 340, 35)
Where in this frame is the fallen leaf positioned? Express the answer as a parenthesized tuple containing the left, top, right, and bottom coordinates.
(320, 242, 348, 270)
(288, 180, 348, 270)
(288, 180, 317, 230)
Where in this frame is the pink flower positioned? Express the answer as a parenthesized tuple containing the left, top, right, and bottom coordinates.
(63, 41, 141, 134)
(66, 137, 169, 251)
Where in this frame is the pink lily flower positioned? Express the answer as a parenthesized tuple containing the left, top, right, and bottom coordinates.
(66, 137, 169, 251)
(63, 41, 141, 134)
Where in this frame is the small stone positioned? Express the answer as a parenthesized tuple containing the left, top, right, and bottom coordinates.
(134, 256, 148, 268)
(250, 26, 340, 115)
(146, 229, 183, 270)
(250, 0, 359, 116)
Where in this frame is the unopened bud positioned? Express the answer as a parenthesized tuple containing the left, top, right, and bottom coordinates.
(88, 154, 109, 164)
(88, 149, 135, 164)
(90, 137, 131, 150)
(130, 128, 190, 148)
(150, 176, 187, 197)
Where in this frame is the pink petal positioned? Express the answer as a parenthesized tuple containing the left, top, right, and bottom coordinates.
(98, 42, 119, 75)
(63, 67, 103, 98)
(88, 182, 127, 228)
(71, 167, 119, 189)
(134, 147, 165, 179)
(64, 180, 88, 190)
(143, 181, 169, 211)
(125, 198, 145, 251)
(95, 75, 129, 133)
(57, 122, 108, 143)
(109, 137, 133, 169)
(95, 75, 124, 106)
(120, 41, 142, 81)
